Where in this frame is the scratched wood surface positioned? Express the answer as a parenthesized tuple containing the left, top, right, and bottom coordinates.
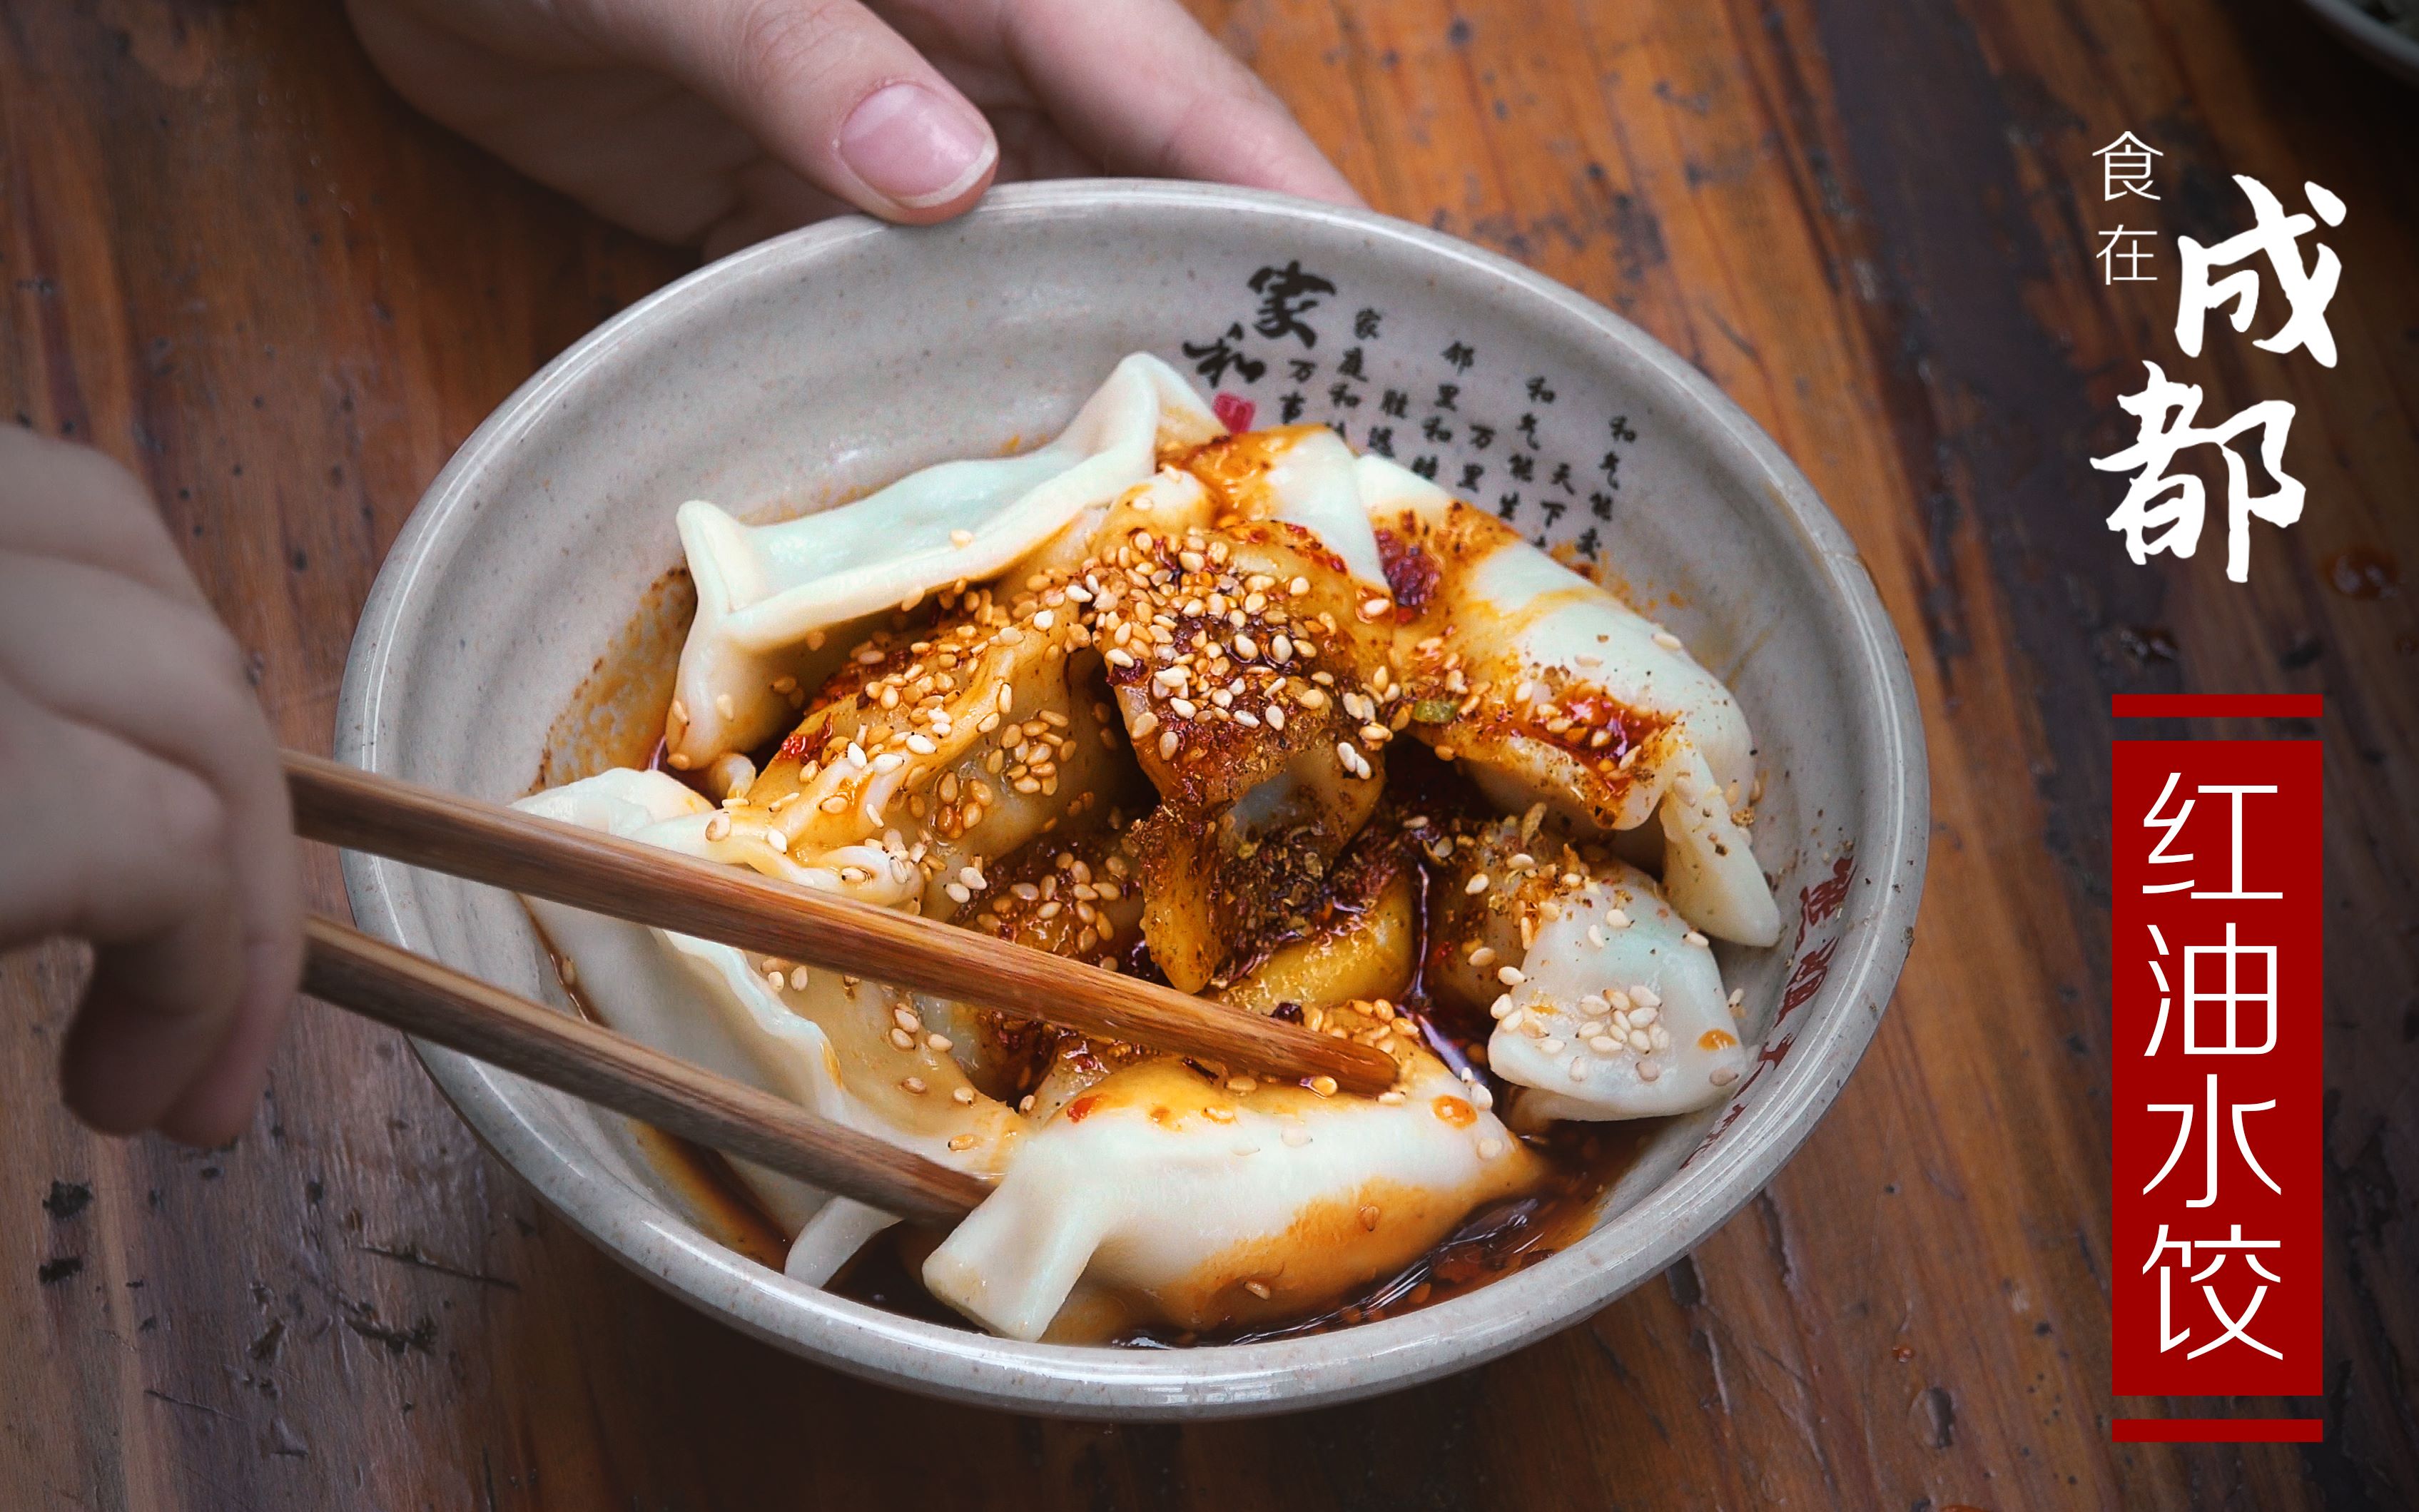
(4, 0, 2414, 1506)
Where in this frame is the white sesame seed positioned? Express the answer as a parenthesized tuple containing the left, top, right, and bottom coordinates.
(1281, 1126, 1310, 1148)
(1652, 630, 1684, 651)
(1496, 965, 1526, 986)
(1638, 1058, 1663, 1082)
(950, 529, 974, 546)
(1710, 1067, 1739, 1087)
(1684, 930, 1711, 948)
(953, 1085, 977, 1104)
(1469, 945, 1497, 967)
(1466, 873, 1491, 895)
(1569, 1058, 1591, 1081)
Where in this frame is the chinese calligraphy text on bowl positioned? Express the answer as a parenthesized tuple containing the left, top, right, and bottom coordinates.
(335, 181, 1927, 1418)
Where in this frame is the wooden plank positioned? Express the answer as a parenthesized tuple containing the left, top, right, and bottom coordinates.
(3, 0, 2411, 1505)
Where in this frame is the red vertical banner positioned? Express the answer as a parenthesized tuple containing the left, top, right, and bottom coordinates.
(2111, 736, 2323, 1403)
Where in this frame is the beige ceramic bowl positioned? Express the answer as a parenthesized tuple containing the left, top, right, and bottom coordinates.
(337, 181, 1927, 1418)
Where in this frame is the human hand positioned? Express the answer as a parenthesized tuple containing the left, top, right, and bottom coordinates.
(347, 0, 1361, 254)
(0, 430, 303, 1145)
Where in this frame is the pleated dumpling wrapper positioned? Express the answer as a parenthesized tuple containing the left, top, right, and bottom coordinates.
(666, 353, 1224, 768)
(1420, 813, 1750, 1122)
(512, 769, 1025, 1283)
(1358, 460, 1782, 948)
(922, 1042, 1541, 1342)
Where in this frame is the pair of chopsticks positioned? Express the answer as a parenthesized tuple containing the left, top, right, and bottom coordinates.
(287, 752, 1396, 1225)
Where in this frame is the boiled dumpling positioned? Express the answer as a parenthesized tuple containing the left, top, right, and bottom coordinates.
(668, 353, 1223, 766)
(1361, 460, 1780, 947)
(1182, 424, 1391, 588)
(715, 583, 1145, 920)
(512, 769, 1027, 1278)
(923, 1013, 1538, 1342)
(1080, 510, 1401, 989)
(1419, 812, 1746, 1120)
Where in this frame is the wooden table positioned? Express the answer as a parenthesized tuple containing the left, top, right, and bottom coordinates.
(6, 1, 2414, 1506)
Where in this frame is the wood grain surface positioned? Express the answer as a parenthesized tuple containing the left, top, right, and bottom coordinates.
(5, 0, 2414, 1508)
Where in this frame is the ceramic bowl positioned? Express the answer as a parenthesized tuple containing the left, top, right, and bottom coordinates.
(337, 181, 1928, 1419)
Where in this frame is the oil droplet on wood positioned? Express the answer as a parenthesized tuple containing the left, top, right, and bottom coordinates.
(2327, 546, 2399, 599)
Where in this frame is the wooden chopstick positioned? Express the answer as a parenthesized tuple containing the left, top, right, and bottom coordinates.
(302, 915, 987, 1223)
(285, 751, 1399, 1095)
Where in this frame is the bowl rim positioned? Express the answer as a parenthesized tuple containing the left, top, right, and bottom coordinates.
(336, 178, 1929, 1418)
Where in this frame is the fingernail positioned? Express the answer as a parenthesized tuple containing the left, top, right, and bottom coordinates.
(838, 83, 995, 210)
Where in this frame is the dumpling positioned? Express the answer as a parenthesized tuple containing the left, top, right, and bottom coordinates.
(1080, 511, 1402, 990)
(1419, 812, 1746, 1120)
(512, 769, 1028, 1279)
(1181, 424, 1391, 589)
(922, 1015, 1536, 1343)
(1361, 460, 1781, 947)
(716, 582, 1146, 920)
(667, 353, 1224, 766)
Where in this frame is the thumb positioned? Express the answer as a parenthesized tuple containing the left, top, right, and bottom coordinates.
(583, 0, 999, 222)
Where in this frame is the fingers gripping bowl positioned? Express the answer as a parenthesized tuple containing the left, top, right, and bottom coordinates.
(338, 183, 1927, 1416)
